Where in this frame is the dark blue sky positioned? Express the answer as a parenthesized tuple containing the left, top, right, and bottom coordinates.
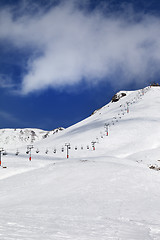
(0, 0, 160, 130)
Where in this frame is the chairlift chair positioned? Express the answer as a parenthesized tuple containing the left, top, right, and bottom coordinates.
(3, 151, 7, 156)
(15, 150, 19, 155)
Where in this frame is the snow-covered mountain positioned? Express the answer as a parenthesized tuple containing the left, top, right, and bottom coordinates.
(0, 127, 64, 149)
(1, 86, 160, 240)
(17, 85, 159, 163)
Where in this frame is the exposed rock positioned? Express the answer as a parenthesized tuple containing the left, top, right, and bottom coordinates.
(150, 83, 160, 87)
(149, 165, 160, 171)
(90, 107, 102, 116)
(111, 92, 126, 102)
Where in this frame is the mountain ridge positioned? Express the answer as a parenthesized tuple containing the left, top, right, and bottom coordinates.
(0, 127, 64, 149)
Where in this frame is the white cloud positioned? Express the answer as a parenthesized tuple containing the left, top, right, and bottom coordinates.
(0, 1, 160, 94)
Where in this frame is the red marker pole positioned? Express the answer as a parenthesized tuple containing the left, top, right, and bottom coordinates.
(91, 141, 96, 151)
(0, 148, 4, 167)
(106, 126, 109, 136)
(65, 143, 70, 159)
(67, 146, 69, 158)
(29, 149, 31, 161)
(27, 145, 33, 161)
(105, 124, 109, 136)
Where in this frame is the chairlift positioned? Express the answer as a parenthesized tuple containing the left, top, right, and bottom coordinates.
(75, 146, 77, 150)
(54, 149, 56, 154)
(36, 149, 39, 153)
(3, 151, 7, 156)
(26, 151, 29, 154)
(87, 145, 89, 149)
(61, 147, 64, 152)
(45, 149, 48, 154)
(15, 150, 19, 155)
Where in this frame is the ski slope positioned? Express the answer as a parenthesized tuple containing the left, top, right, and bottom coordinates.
(0, 86, 160, 240)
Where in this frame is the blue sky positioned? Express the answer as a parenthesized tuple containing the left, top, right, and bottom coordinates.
(0, 0, 160, 130)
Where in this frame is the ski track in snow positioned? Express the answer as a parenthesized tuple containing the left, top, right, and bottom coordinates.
(0, 86, 160, 239)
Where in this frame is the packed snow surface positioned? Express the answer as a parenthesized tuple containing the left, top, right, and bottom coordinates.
(0, 86, 160, 239)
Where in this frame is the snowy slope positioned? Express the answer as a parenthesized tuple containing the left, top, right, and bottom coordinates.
(30, 86, 160, 163)
(1, 86, 160, 240)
